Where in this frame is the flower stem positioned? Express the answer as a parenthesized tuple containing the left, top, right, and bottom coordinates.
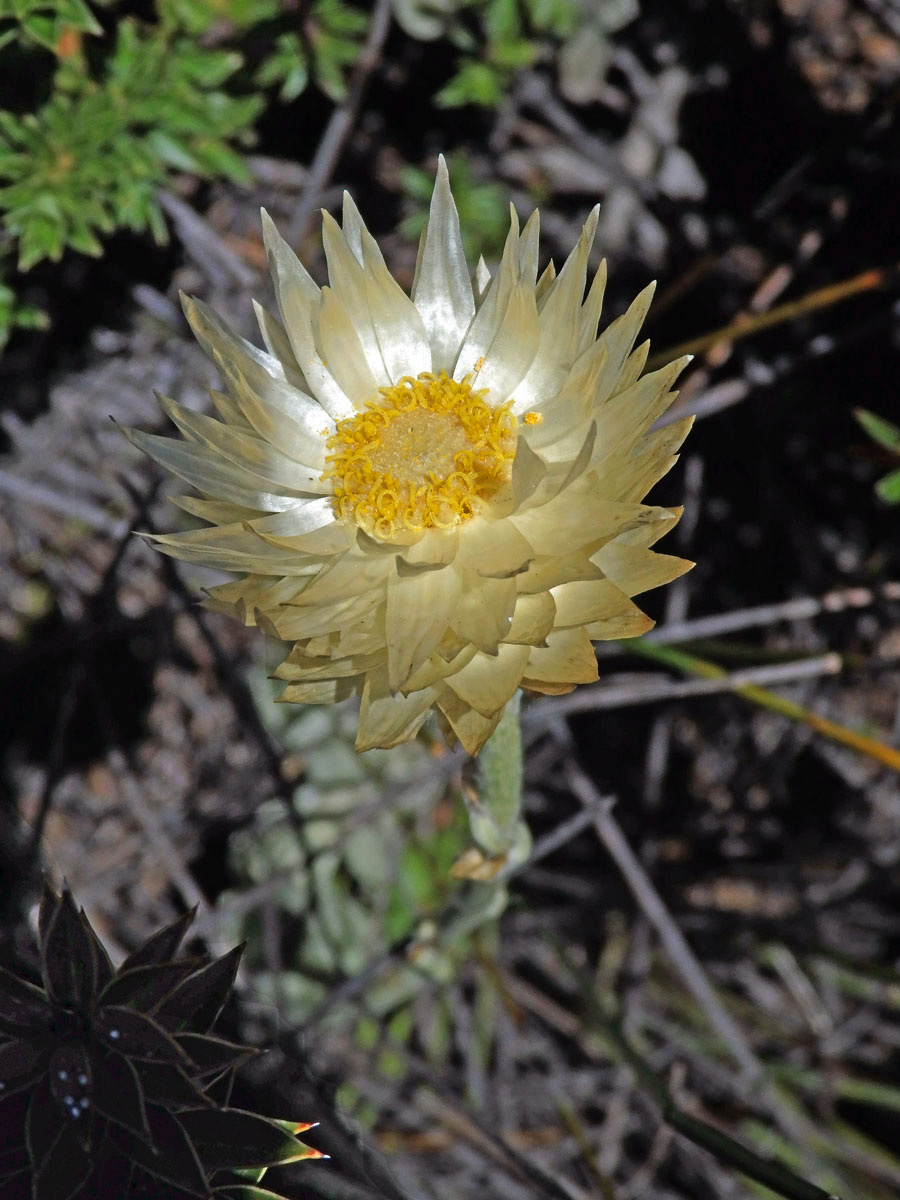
(476, 690, 523, 837)
(462, 691, 531, 870)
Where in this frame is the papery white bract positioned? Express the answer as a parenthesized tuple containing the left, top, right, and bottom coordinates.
(129, 157, 693, 754)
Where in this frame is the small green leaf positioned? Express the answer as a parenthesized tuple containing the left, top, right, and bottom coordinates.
(17, 217, 66, 269)
(214, 1187, 295, 1200)
(855, 407, 900, 453)
(437, 60, 504, 108)
(63, 221, 103, 257)
(875, 466, 900, 504)
(56, 0, 103, 35)
(527, 0, 580, 35)
(21, 13, 56, 49)
(145, 130, 202, 172)
(489, 37, 537, 70)
(191, 138, 252, 182)
(490, 0, 521, 39)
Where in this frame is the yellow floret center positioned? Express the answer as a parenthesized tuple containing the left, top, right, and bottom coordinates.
(324, 371, 516, 540)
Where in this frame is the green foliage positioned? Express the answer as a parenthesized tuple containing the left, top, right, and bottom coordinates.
(400, 151, 509, 260)
(223, 689, 506, 1102)
(0, 0, 102, 53)
(155, 0, 279, 36)
(0, 0, 627, 349)
(0, 881, 318, 1200)
(392, 0, 621, 109)
(0, 2, 276, 348)
(0, 18, 259, 274)
(876, 469, 900, 505)
(255, 0, 369, 103)
(855, 407, 900, 453)
(855, 408, 900, 504)
(0, 269, 48, 349)
(0, 0, 387, 348)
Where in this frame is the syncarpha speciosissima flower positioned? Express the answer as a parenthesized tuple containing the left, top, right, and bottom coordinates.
(128, 158, 693, 754)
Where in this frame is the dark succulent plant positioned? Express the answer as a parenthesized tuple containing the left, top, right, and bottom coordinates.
(0, 881, 321, 1200)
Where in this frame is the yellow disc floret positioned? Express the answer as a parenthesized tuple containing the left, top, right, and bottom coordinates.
(324, 371, 517, 540)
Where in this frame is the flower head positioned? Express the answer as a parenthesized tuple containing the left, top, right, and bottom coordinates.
(130, 158, 692, 754)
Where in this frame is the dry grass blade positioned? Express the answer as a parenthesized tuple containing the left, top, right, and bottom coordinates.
(647, 264, 898, 370)
(624, 640, 900, 774)
(566, 764, 764, 1088)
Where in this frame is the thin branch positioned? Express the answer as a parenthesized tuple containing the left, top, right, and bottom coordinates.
(527, 807, 596, 865)
(25, 659, 85, 868)
(589, 1011, 839, 1200)
(159, 190, 256, 289)
(286, 0, 393, 246)
(525, 654, 841, 723)
(25, 479, 159, 870)
(565, 763, 764, 1089)
(415, 1088, 590, 1200)
(109, 750, 210, 917)
(635, 583, 900, 647)
(506, 973, 839, 1200)
(658, 301, 896, 429)
(0, 469, 128, 536)
(562, 768, 846, 1197)
(647, 263, 898, 371)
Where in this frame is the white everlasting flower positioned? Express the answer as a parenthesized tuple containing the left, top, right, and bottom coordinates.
(130, 158, 693, 754)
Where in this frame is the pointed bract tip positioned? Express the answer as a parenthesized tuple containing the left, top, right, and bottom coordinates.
(433, 154, 452, 200)
(179, 291, 198, 323)
(260, 208, 278, 238)
(581, 205, 600, 244)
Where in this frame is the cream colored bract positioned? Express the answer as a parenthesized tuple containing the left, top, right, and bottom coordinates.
(131, 158, 693, 754)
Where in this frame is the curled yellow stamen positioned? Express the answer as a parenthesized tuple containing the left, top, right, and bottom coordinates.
(323, 370, 516, 539)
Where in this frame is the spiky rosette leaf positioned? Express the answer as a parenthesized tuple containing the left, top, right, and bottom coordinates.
(0, 882, 317, 1200)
